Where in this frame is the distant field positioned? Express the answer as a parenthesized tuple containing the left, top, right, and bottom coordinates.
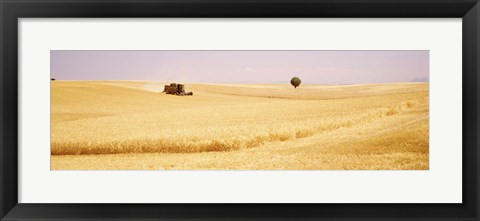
(51, 81, 429, 170)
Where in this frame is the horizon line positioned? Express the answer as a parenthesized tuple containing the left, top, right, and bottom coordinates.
(50, 79, 429, 85)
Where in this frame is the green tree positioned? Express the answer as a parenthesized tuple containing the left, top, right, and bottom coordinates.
(290, 76, 301, 88)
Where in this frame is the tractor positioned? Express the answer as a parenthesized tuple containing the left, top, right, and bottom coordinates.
(163, 83, 193, 96)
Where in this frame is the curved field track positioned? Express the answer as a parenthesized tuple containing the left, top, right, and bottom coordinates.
(51, 81, 429, 170)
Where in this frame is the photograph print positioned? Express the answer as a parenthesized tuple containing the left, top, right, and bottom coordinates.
(50, 50, 429, 170)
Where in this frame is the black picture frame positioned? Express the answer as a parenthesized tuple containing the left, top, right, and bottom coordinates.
(1, 0, 479, 220)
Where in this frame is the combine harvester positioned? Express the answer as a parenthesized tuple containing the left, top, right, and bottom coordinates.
(163, 83, 193, 96)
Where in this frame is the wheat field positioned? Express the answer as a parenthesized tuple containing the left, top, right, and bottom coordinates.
(51, 81, 429, 170)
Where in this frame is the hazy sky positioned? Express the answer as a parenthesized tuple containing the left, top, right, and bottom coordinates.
(51, 51, 429, 84)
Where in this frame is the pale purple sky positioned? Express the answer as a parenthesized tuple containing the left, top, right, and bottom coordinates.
(51, 51, 429, 84)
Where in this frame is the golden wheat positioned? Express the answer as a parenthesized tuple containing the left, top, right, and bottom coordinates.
(51, 81, 429, 170)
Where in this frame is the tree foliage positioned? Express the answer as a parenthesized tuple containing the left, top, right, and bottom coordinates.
(290, 76, 301, 88)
